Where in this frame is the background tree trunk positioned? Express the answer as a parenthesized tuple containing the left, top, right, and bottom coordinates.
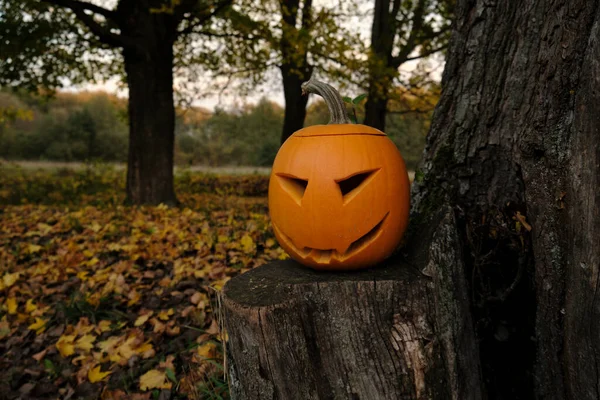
(363, 0, 394, 131)
(411, 0, 600, 398)
(280, 69, 310, 144)
(278, 0, 313, 144)
(123, 13, 178, 206)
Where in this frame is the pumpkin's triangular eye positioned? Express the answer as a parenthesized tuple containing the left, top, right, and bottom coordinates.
(336, 169, 379, 200)
(276, 173, 308, 205)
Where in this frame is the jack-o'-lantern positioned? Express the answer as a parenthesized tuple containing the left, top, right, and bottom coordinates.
(268, 80, 410, 270)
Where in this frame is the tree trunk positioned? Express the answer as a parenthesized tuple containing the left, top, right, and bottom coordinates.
(363, 85, 389, 131)
(123, 15, 178, 206)
(410, 0, 600, 398)
(224, 209, 481, 399)
(280, 68, 310, 144)
(363, 0, 394, 131)
(278, 0, 313, 144)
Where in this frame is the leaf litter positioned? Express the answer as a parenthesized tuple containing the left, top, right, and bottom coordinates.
(0, 171, 286, 399)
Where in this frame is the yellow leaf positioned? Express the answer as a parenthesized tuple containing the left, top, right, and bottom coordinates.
(157, 309, 173, 321)
(127, 290, 141, 306)
(56, 334, 76, 357)
(241, 234, 255, 253)
(217, 235, 228, 243)
(3, 272, 19, 288)
(37, 223, 52, 234)
(88, 365, 112, 383)
(97, 336, 120, 354)
(76, 334, 97, 352)
(28, 317, 47, 334)
(197, 342, 217, 359)
(97, 320, 112, 333)
(139, 369, 172, 391)
(85, 257, 99, 267)
(136, 342, 155, 359)
(134, 311, 153, 327)
(28, 244, 42, 254)
(265, 238, 276, 248)
(25, 299, 37, 313)
(6, 297, 17, 314)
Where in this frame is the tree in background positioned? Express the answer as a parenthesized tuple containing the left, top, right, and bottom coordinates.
(197, 0, 362, 143)
(0, 0, 231, 205)
(364, 0, 453, 131)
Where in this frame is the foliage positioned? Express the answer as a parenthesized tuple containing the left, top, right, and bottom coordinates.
(193, 0, 363, 97)
(0, 87, 437, 171)
(175, 98, 283, 167)
(0, 0, 119, 91)
(0, 167, 286, 399)
(0, 90, 129, 162)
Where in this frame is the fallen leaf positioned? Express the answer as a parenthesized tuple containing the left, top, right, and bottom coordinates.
(3, 272, 20, 288)
(157, 309, 173, 321)
(28, 244, 42, 254)
(6, 297, 17, 314)
(139, 369, 172, 391)
(88, 365, 112, 383)
(28, 317, 47, 334)
(134, 311, 153, 327)
(76, 334, 97, 352)
(241, 234, 255, 253)
(197, 341, 217, 359)
(25, 299, 37, 313)
(32, 348, 49, 362)
(56, 334, 76, 357)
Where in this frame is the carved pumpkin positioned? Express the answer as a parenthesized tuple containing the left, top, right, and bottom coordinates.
(268, 80, 410, 270)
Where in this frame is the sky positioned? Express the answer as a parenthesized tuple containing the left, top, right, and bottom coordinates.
(63, 0, 444, 111)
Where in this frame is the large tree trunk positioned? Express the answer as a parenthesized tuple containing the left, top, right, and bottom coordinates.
(411, 0, 600, 398)
(122, 13, 178, 206)
(280, 68, 310, 144)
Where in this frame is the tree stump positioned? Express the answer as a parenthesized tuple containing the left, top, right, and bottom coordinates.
(222, 211, 482, 399)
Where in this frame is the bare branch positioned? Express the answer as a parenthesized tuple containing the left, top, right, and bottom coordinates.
(404, 44, 448, 62)
(43, 0, 125, 48)
(44, 0, 116, 20)
(177, 0, 233, 37)
(195, 31, 255, 40)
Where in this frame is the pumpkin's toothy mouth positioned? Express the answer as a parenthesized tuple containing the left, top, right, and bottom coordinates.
(272, 213, 388, 263)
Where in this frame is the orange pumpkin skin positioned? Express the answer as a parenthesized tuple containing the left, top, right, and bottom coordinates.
(269, 123, 410, 270)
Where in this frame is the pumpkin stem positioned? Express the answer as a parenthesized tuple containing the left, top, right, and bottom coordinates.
(301, 80, 352, 124)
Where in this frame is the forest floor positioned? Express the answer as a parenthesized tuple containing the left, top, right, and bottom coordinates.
(0, 165, 283, 399)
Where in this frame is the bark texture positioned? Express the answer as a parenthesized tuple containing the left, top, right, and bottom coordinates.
(279, 0, 313, 144)
(411, 0, 600, 398)
(120, 2, 178, 205)
(223, 210, 482, 399)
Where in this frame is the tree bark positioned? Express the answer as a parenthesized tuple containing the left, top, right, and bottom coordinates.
(122, 11, 178, 206)
(278, 0, 313, 144)
(223, 209, 482, 399)
(410, 0, 600, 398)
(363, 0, 394, 131)
(280, 68, 310, 144)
